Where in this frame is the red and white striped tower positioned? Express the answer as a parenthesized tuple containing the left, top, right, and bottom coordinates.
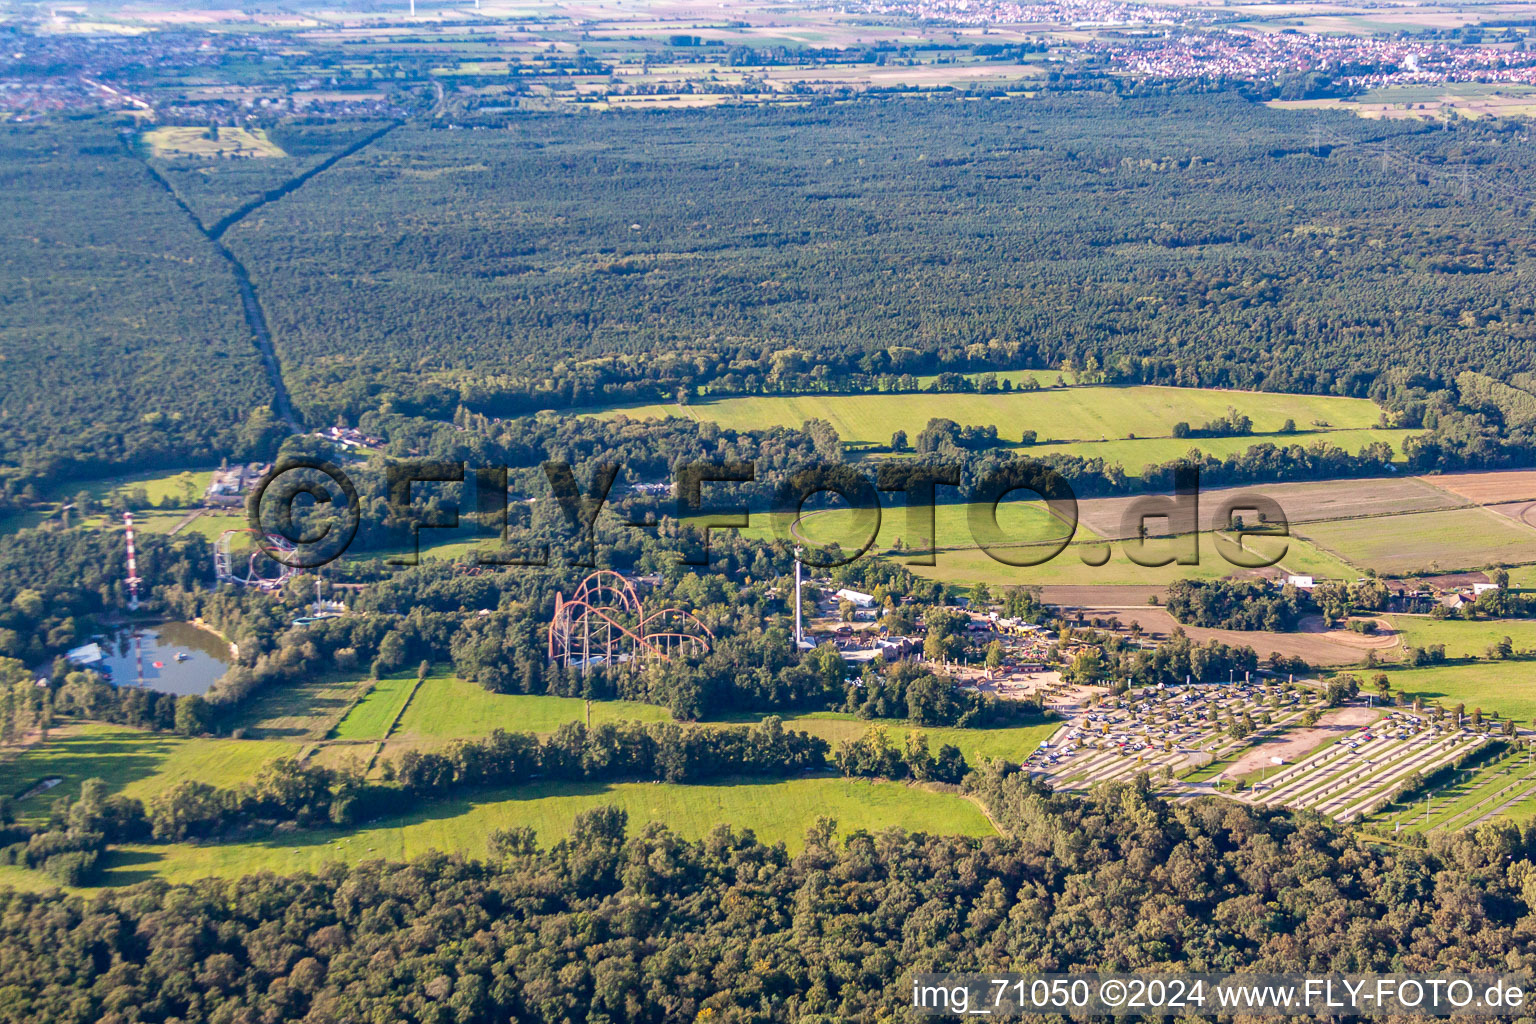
(123, 512, 142, 611)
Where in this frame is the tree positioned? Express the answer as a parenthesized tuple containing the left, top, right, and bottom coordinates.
(174, 694, 211, 737)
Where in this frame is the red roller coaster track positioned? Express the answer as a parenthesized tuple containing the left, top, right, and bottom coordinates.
(548, 570, 714, 668)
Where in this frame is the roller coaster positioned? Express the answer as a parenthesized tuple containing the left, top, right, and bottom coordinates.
(214, 528, 298, 589)
(548, 570, 713, 668)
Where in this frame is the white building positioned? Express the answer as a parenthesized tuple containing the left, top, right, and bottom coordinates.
(834, 588, 876, 609)
(65, 642, 104, 668)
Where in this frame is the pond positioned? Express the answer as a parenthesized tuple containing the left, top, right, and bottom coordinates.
(98, 621, 231, 696)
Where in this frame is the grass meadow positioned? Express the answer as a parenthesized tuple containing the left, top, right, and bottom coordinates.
(390, 674, 673, 744)
(0, 724, 296, 823)
(585, 383, 1388, 450)
(1295, 507, 1536, 575)
(329, 671, 423, 742)
(231, 673, 374, 741)
(1379, 660, 1536, 725)
(95, 776, 995, 887)
(1388, 617, 1536, 661)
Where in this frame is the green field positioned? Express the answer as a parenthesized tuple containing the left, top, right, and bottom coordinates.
(392, 674, 674, 743)
(46, 467, 216, 506)
(1380, 661, 1536, 725)
(1272, 535, 1362, 580)
(0, 724, 295, 822)
(95, 776, 994, 887)
(739, 499, 1083, 553)
(757, 711, 1057, 765)
(1030, 429, 1420, 472)
(0, 468, 223, 538)
(390, 677, 1054, 766)
(1389, 617, 1536, 661)
(908, 530, 1285, 589)
(124, 510, 246, 538)
(732, 500, 1348, 586)
(1296, 507, 1536, 574)
(330, 671, 423, 742)
(587, 383, 1395, 456)
(230, 673, 374, 741)
(142, 126, 287, 160)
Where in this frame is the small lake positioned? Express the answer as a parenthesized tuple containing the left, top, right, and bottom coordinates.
(98, 621, 230, 696)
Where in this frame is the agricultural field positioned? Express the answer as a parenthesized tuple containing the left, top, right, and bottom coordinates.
(389, 674, 673, 744)
(329, 670, 423, 742)
(1381, 660, 1536, 725)
(141, 126, 286, 160)
(588, 384, 1395, 454)
(1105, 607, 1398, 667)
(1427, 469, 1536, 506)
(733, 500, 1342, 588)
(1075, 475, 1465, 538)
(1331, 508, 1536, 573)
(93, 776, 995, 888)
(739, 498, 1081, 554)
(0, 724, 295, 823)
(1294, 506, 1536, 575)
(1388, 616, 1536, 661)
(1030, 429, 1420, 473)
(1270, 83, 1536, 122)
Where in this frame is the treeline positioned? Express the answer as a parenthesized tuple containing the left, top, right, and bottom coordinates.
(7, 771, 1536, 1021)
(1, 658, 210, 741)
(135, 717, 831, 842)
(1165, 578, 1310, 631)
(834, 725, 968, 783)
(1062, 629, 1281, 688)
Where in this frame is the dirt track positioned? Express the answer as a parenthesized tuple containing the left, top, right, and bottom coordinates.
(1297, 615, 1401, 650)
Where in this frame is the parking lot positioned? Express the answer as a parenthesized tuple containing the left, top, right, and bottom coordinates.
(1028, 681, 1324, 791)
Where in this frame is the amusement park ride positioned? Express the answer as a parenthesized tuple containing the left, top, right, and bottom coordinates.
(213, 528, 298, 589)
(548, 571, 713, 669)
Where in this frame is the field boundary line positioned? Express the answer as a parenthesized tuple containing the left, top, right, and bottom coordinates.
(166, 508, 204, 536)
(382, 672, 431, 741)
(321, 678, 385, 741)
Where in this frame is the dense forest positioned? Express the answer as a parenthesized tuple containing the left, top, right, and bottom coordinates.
(1, 772, 1534, 1022)
(223, 94, 1536, 427)
(8, 94, 1536, 487)
(0, 121, 274, 483)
